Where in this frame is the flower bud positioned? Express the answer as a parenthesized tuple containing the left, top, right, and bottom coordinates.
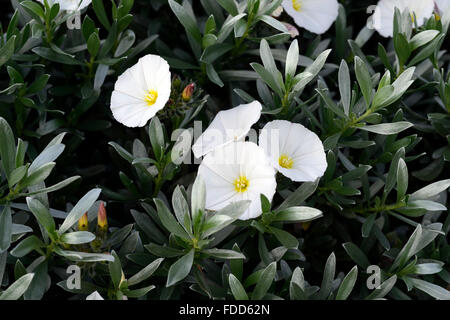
(78, 212, 88, 231)
(282, 22, 299, 38)
(182, 83, 195, 101)
(97, 202, 108, 231)
(271, 6, 283, 18)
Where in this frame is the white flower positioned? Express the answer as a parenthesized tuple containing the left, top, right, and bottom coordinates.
(37, 0, 91, 11)
(372, 0, 435, 38)
(281, 0, 339, 34)
(435, 0, 450, 16)
(191, 101, 262, 159)
(259, 120, 327, 182)
(110, 54, 171, 128)
(198, 141, 277, 220)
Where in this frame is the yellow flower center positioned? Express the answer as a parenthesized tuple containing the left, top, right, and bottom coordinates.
(234, 175, 249, 193)
(292, 0, 302, 12)
(279, 154, 294, 169)
(144, 89, 158, 106)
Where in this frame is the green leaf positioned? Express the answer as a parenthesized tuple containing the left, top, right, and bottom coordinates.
(59, 189, 101, 234)
(251, 62, 283, 97)
(201, 201, 250, 237)
(318, 252, 336, 299)
(251, 262, 276, 300)
(342, 242, 370, 269)
(277, 180, 319, 211)
(200, 43, 234, 64)
(87, 32, 100, 58)
(55, 249, 114, 262)
(228, 274, 249, 300)
(394, 33, 411, 66)
(27, 74, 50, 94)
(32, 47, 84, 66)
(0, 117, 16, 181)
(354, 56, 372, 107)
(127, 258, 164, 286)
(359, 122, 413, 135)
(149, 116, 165, 161)
(8, 165, 28, 188)
(336, 266, 358, 300)
(0, 206, 12, 253)
(259, 39, 279, 77)
(396, 158, 408, 201)
(28, 143, 65, 175)
(409, 30, 439, 50)
(410, 179, 450, 200)
(273, 206, 322, 223)
(206, 63, 224, 87)
(109, 251, 123, 289)
(10, 235, 44, 258)
(123, 285, 155, 298)
(202, 248, 246, 260)
(362, 214, 376, 238)
(26, 197, 55, 236)
(20, 162, 55, 188)
(408, 278, 450, 300)
(191, 176, 206, 232)
(0, 36, 16, 68)
(390, 224, 423, 271)
(285, 39, 299, 79)
(413, 263, 443, 275)
(172, 186, 192, 235)
(166, 249, 194, 287)
(168, 0, 202, 44)
(338, 60, 351, 115)
(216, 0, 238, 16)
(60, 231, 96, 245)
(154, 198, 190, 240)
(365, 275, 397, 300)
(257, 15, 289, 34)
(145, 243, 184, 258)
(20, 1, 44, 21)
(268, 227, 298, 249)
(0, 273, 35, 300)
(92, 0, 111, 30)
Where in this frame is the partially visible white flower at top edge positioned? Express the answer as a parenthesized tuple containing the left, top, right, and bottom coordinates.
(191, 101, 262, 159)
(86, 291, 104, 300)
(259, 120, 327, 182)
(435, 0, 450, 16)
(372, 0, 435, 38)
(281, 0, 339, 34)
(198, 141, 277, 220)
(36, 0, 92, 11)
(110, 54, 171, 128)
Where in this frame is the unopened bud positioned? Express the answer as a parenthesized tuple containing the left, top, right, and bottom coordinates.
(271, 6, 283, 18)
(282, 22, 299, 38)
(301, 221, 312, 231)
(172, 76, 181, 89)
(78, 212, 88, 231)
(182, 83, 195, 101)
(97, 202, 108, 231)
